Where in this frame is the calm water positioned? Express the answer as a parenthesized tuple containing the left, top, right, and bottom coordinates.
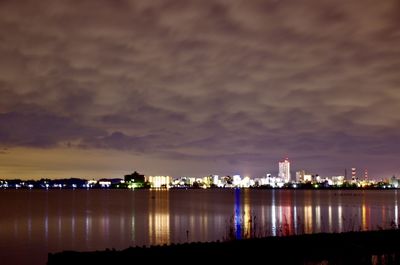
(0, 189, 399, 265)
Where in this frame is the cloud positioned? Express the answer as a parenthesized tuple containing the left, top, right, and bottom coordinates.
(0, 112, 104, 147)
(0, 0, 399, 176)
(80, 131, 159, 152)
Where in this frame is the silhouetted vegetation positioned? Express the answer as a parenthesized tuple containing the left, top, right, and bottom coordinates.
(48, 230, 400, 265)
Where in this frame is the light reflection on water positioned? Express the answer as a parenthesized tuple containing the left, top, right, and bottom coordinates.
(148, 190, 170, 246)
(1, 189, 400, 265)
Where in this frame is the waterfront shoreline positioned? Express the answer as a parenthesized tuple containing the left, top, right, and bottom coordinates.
(48, 229, 400, 264)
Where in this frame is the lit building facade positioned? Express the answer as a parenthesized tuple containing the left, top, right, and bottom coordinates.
(295, 170, 312, 183)
(279, 157, 291, 183)
(146, 176, 172, 188)
(296, 170, 305, 182)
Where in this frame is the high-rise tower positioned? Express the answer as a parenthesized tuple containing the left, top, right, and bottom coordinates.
(351, 168, 357, 181)
(279, 157, 291, 183)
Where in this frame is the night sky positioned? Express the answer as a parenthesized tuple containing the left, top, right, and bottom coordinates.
(0, 0, 400, 179)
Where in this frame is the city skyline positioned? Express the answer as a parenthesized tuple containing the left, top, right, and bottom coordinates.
(1, 0, 400, 179)
(0, 153, 391, 181)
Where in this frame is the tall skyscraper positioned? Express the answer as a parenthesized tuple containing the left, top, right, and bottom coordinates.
(279, 157, 291, 183)
(351, 168, 356, 181)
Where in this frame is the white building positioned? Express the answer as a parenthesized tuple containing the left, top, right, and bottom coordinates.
(213, 175, 219, 186)
(279, 157, 291, 183)
(331, 176, 345, 186)
(146, 176, 172, 188)
(296, 170, 313, 183)
(240, 176, 251, 188)
(232, 175, 241, 187)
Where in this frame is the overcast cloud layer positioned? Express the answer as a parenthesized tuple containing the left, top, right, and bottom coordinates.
(0, 0, 400, 178)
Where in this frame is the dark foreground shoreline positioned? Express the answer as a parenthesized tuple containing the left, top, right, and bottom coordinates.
(48, 230, 400, 265)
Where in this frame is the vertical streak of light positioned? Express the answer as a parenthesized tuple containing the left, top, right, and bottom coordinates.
(27, 215, 32, 241)
(72, 215, 76, 241)
(203, 213, 208, 242)
(149, 211, 153, 245)
(131, 215, 135, 243)
(288, 191, 293, 235)
(315, 205, 321, 233)
(129, 176, 134, 245)
(395, 190, 398, 227)
(271, 191, 276, 236)
(293, 205, 297, 234)
(362, 200, 367, 231)
(45, 192, 49, 244)
(290, 192, 295, 235)
(58, 214, 62, 243)
(305, 206, 312, 234)
(328, 206, 332, 233)
(338, 205, 343, 232)
(148, 191, 170, 245)
(283, 206, 292, 235)
(190, 215, 195, 241)
(304, 191, 312, 234)
(45, 215, 48, 242)
(234, 189, 242, 240)
(71, 192, 76, 244)
(119, 215, 125, 244)
(161, 191, 170, 245)
(367, 203, 371, 230)
(199, 213, 204, 241)
(243, 189, 251, 238)
(85, 192, 90, 249)
(382, 207, 386, 229)
(85, 214, 91, 248)
(85, 215, 89, 246)
(103, 215, 110, 242)
(27, 195, 32, 243)
(261, 205, 265, 237)
(148, 191, 154, 245)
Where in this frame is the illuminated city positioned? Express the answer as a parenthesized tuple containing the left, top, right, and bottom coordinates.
(1, 0, 400, 264)
(1, 157, 398, 190)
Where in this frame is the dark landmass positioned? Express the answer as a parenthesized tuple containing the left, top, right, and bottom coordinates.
(48, 230, 400, 265)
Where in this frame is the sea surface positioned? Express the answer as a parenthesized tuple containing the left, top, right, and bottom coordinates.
(0, 189, 399, 265)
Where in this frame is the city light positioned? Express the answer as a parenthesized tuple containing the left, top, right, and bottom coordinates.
(0, 158, 396, 190)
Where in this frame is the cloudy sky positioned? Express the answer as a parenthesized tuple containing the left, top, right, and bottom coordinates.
(0, 0, 399, 179)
